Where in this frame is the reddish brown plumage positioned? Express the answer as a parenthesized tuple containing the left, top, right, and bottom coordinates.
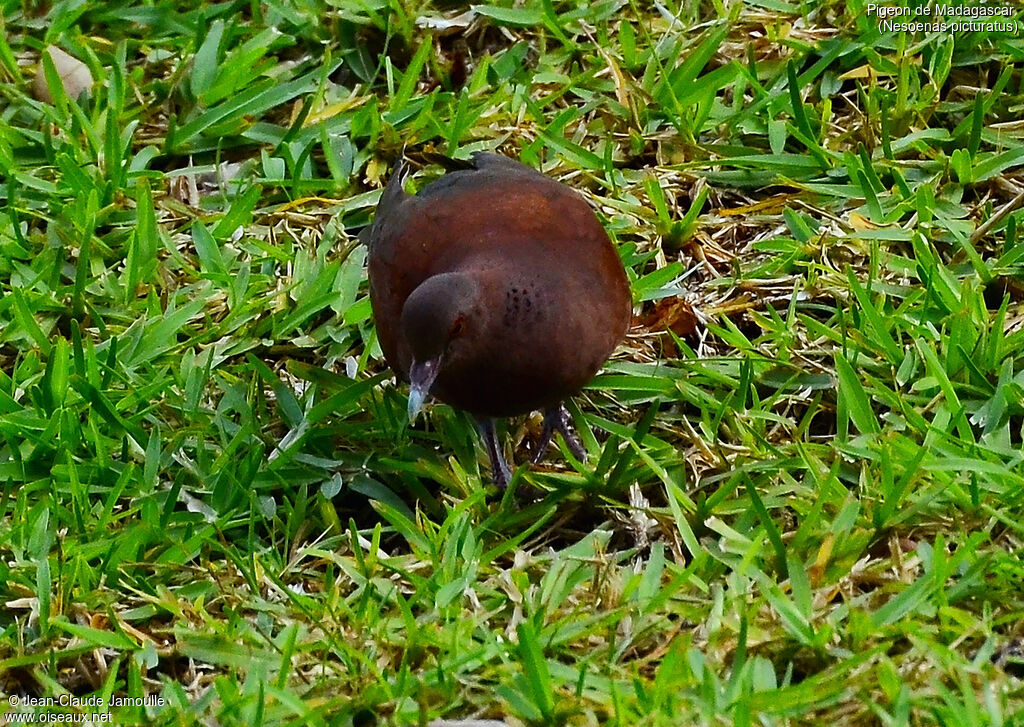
(365, 153, 631, 420)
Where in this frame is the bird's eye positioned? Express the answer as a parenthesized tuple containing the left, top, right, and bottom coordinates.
(450, 316, 466, 337)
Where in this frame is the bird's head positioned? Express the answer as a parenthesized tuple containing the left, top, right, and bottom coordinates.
(401, 272, 480, 422)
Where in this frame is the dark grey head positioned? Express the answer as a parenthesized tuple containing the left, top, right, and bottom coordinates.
(401, 272, 481, 421)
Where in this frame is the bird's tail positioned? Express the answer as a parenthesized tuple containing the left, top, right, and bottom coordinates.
(359, 157, 412, 248)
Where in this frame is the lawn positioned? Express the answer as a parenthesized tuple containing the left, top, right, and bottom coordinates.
(2, 0, 1024, 724)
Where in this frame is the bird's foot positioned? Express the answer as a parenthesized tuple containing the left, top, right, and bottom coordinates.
(477, 418, 513, 489)
(532, 403, 587, 464)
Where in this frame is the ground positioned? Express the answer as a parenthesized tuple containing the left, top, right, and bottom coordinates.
(1, 0, 1023, 725)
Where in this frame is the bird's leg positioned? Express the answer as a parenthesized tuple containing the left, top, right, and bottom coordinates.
(532, 403, 587, 464)
(476, 418, 512, 488)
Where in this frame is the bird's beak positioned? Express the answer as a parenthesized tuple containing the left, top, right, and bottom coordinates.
(408, 357, 441, 422)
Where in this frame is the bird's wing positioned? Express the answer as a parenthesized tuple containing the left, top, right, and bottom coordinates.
(468, 151, 524, 170)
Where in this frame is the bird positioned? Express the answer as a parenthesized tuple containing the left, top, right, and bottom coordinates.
(362, 152, 631, 487)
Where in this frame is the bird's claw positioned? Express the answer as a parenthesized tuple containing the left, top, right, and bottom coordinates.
(532, 404, 587, 464)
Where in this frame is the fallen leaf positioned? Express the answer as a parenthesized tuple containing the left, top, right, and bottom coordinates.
(33, 46, 92, 103)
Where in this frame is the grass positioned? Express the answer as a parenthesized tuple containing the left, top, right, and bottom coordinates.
(2, 0, 1024, 724)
